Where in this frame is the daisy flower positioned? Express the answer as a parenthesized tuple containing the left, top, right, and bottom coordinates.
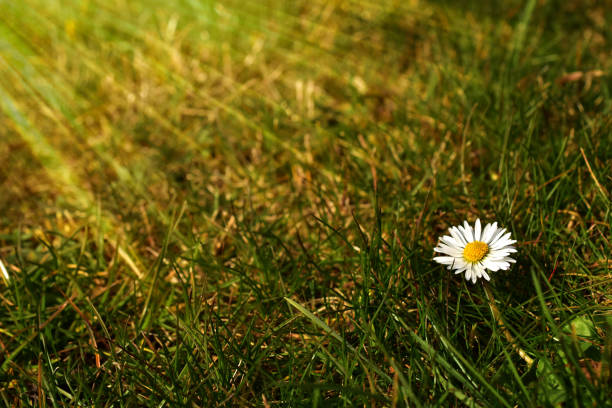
(433, 219, 517, 283)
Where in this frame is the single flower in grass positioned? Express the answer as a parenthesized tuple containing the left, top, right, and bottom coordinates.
(433, 219, 517, 283)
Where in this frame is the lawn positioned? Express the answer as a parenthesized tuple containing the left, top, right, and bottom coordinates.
(0, 0, 610, 406)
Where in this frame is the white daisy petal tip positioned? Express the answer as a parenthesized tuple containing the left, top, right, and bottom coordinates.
(0, 259, 9, 282)
(433, 219, 517, 283)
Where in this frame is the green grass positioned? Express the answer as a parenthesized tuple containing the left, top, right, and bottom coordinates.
(0, 0, 611, 406)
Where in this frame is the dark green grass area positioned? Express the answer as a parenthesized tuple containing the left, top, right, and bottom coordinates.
(0, 0, 611, 406)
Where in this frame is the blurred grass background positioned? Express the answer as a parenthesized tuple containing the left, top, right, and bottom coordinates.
(0, 0, 611, 406)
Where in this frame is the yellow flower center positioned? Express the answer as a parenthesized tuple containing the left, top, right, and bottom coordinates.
(463, 241, 489, 263)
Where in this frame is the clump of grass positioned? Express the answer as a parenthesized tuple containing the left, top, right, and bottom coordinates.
(0, 0, 610, 406)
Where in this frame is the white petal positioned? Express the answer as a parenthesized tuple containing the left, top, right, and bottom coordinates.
(487, 248, 516, 258)
(474, 263, 483, 278)
(482, 259, 499, 271)
(458, 225, 470, 244)
(482, 258, 510, 271)
(487, 254, 516, 263)
(482, 270, 490, 281)
(489, 261, 511, 270)
(465, 269, 472, 281)
(482, 222, 497, 243)
(497, 246, 517, 253)
(489, 228, 507, 246)
(449, 227, 467, 246)
(434, 243, 463, 256)
(480, 224, 493, 242)
(468, 264, 478, 282)
(490, 233, 513, 249)
(474, 219, 482, 241)
(434, 242, 450, 250)
(480, 223, 491, 243)
(491, 242, 517, 252)
(454, 265, 468, 274)
(434, 248, 463, 258)
(441, 235, 461, 248)
(453, 258, 467, 269)
(495, 235, 516, 245)
(0, 259, 8, 281)
(463, 221, 474, 242)
(433, 256, 456, 265)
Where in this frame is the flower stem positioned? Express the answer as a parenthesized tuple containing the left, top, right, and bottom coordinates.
(483, 283, 534, 366)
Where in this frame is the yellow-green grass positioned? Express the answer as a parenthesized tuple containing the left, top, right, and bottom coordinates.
(0, 0, 610, 405)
